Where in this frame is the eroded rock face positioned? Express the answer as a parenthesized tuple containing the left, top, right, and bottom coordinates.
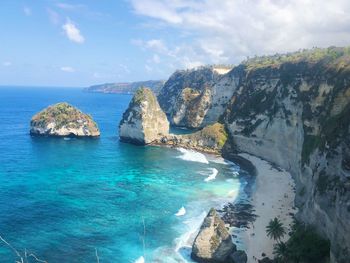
(119, 87, 169, 145)
(191, 208, 235, 263)
(158, 123, 228, 154)
(220, 48, 350, 263)
(157, 65, 235, 128)
(30, 102, 100, 137)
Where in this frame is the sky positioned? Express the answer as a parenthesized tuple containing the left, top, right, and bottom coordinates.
(1, 0, 350, 87)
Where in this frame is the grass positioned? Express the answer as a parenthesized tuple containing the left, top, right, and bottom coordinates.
(188, 123, 228, 149)
(31, 102, 97, 130)
(242, 46, 350, 72)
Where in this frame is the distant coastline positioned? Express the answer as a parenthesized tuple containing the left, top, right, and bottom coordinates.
(83, 80, 165, 94)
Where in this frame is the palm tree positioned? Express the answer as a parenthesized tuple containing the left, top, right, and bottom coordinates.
(266, 217, 286, 242)
(273, 242, 289, 262)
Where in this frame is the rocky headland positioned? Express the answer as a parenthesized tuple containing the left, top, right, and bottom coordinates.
(30, 102, 100, 137)
(84, 80, 164, 94)
(119, 47, 350, 263)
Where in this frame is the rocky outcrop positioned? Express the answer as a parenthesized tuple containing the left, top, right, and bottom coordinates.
(229, 250, 247, 263)
(191, 208, 235, 263)
(119, 87, 169, 145)
(157, 123, 228, 154)
(30, 102, 100, 137)
(157, 65, 234, 128)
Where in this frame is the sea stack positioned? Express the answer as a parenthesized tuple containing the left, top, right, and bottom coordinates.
(30, 102, 100, 137)
(119, 87, 169, 145)
(192, 208, 236, 263)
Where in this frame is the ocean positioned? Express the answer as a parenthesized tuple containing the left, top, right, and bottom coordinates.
(0, 87, 247, 262)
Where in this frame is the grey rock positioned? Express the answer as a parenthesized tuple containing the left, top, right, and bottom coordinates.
(119, 87, 169, 145)
(229, 250, 247, 263)
(192, 208, 235, 262)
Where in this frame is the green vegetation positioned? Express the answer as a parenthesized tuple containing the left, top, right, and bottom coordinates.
(133, 87, 157, 107)
(266, 217, 286, 242)
(273, 221, 330, 263)
(316, 171, 329, 194)
(243, 46, 350, 71)
(181, 87, 200, 102)
(186, 123, 228, 149)
(301, 135, 322, 164)
(31, 102, 97, 129)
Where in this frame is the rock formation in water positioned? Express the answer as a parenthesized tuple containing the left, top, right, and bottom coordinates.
(191, 208, 236, 263)
(120, 47, 350, 263)
(30, 102, 100, 137)
(119, 87, 169, 145)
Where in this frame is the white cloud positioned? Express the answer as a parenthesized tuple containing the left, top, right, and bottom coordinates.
(23, 7, 32, 16)
(60, 66, 75, 73)
(2, 61, 12, 67)
(62, 19, 85, 44)
(131, 0, 350, 65)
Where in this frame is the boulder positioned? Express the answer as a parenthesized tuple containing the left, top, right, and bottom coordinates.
(229, 250, 247, 263)
(192, 208, 235, 262)
(30, 102, 100, 137)
(119, 87, 169, 145)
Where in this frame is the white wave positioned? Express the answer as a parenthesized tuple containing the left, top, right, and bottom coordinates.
(134, 256, 145, 263)
(63, 137, 71, 141)
(232, 171, 239, 177)
(175, 206, 186, 217)
(204, 168, 218, 182)
(176, 148, 209, 164)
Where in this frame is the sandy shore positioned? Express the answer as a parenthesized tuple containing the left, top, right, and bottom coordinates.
(239, 153, 297, 262)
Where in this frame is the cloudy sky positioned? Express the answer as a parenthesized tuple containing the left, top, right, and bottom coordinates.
(1, 0, 350, 87)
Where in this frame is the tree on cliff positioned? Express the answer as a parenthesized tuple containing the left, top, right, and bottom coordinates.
(266, 217, 286, 242)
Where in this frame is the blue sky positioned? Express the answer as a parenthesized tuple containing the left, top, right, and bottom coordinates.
(1, 0, 350, 87)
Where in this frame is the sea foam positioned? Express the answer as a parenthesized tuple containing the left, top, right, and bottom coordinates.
(134, 256, 145, 263)
(176, 148, 209, 164)
(175, 206, 186, 216)
(204, 168, 218, 182)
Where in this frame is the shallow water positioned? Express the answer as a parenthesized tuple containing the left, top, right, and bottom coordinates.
(0, 87, 247, 262)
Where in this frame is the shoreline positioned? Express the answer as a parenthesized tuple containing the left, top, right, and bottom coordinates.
(145, 145, 297, 262)
(237, 153, 297, 262)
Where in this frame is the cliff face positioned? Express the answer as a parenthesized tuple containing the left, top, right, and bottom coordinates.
(156, 47, 350, 263)
(30, 102, 100, 137)
(157, 66, 234, 128)
(119, 87, 169, 145)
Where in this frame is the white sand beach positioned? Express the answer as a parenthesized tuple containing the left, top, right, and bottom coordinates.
(239, 154, 297, 262)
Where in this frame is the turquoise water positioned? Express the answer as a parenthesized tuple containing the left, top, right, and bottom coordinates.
(0, 87, 246, 263)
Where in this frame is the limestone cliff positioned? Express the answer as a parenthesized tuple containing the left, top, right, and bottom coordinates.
(157, 65, 234, 128)
(119, 87, 169, 145)
(30, 102, 100, 137)
(219, 47, 350, 263)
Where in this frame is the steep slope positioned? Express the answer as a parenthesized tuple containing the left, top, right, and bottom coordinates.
(221, 47, 350, 263)
(119, 87, 169, 144)
(157, 65, 234, 128)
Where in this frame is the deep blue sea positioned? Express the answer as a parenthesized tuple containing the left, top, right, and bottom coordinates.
(0, 87, 247, 263)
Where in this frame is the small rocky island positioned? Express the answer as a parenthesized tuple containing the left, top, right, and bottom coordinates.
(30, 102, 100, 137)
